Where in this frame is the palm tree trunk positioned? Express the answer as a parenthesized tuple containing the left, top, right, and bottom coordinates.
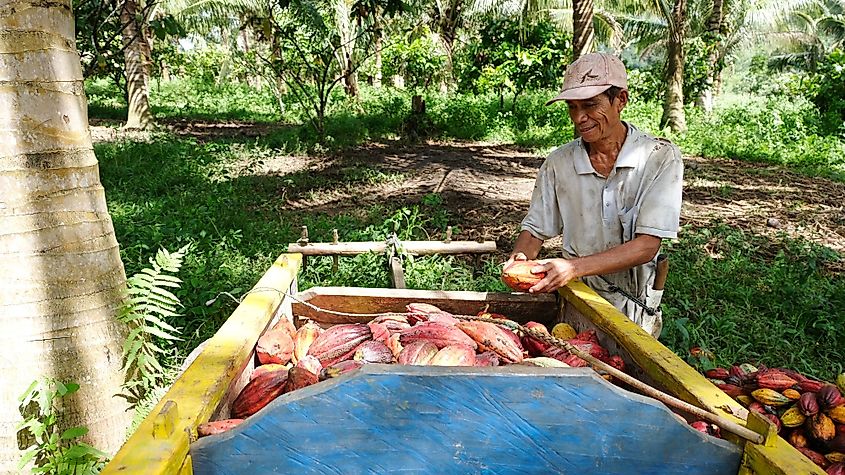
(0, 1, 131, 470)
(435, 0, 463, 87)
(121, 0, 154, 129)
(373, 31, 383, 88)
(660, 0, 687, 132)
(572, 0, 595, 60)
(698, 0, 723, 113)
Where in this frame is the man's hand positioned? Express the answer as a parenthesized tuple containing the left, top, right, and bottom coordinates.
(528, 258, 580, 294)
(503, 252, 528, 272)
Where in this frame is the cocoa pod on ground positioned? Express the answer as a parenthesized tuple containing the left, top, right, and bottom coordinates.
(788, 429, 809, 448)
(828, 462, 845, 475)
(705, 368, 730, 380)
(756, 371, 798, 391)
(810, 413, 837, 441)
(819, 385, 845, 411)
(800, 392, 821, 416)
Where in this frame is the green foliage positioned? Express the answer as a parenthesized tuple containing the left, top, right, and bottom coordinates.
(381, 33, 446, 91)
(805, 50, 845, 136)
(659, 224, 844, 381)
(17, 379, 109, 474)
(119, 246, 188, 401)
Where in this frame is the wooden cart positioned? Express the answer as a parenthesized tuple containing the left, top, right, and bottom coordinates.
(101, 253, 824, 474)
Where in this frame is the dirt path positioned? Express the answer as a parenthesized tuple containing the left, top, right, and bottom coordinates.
(91, 125, 845, 270)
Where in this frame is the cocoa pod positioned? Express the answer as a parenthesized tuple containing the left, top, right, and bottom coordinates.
(386, 333, 403, 359)
(551, 323, 577, 340)
(717, 383, 745, 398)
(520, 356, 568, 368)
(828, 432, 845, 452)
(819, 385, 845, 411)
(748, 401, 769, 415)
(353, 340, 394, 364)
(810, 413, 837, 441)
(736, 395, 754, 407)
(838, 374, 845, 395)
(501, 261, 545, 291)
(827, 453, 845, 464)
(774, 367, 809, 383)
(690, 421, 709, 433)
(830, 406, 845, 424)
(405, 303, 446, 324)
(562, 354, 589, 367)
(828, 462, 845, 475)
(500, 327, 524, 352)
(575, 329, 599, 344)
(400, 321, 477, 350)
(789, 429, 809, 448)
(784, 389, 801, 400)
(295, 355, 323, 376)
(729, 365, 747, 380)
(367, 321, 391, 343)
(781, 406, 807, 428)
(740, 363, 759, 376)
(318, 360, 364, 380)
(198, 419, 244, 437)
(800, 379, 826, 393)
(397, 341, 438, 366)
(522, 321, 551, 356)
(307, 323, 372, 366)
(705, 368, 730, 380)
(765, 412, 783, 433)
(605, 355, 626, 373)
(475, 351, 501, 367)
(456, 321, 522, 363)
(371, 314, 411, 333)
(232, 369, 289, 418)
(567, 339, 609, 361)
(271, 317, 297, 339)
(256, 329, 295, 365)
(800, 392, 821, 416)
(429, 344, 477, 366)
(757, 371, 798, 391)
(250, 364, 287, 381)
(284, 366, 319, 394)
(797, 447, 830, 469)
(293, 323, 323, 364)
(724, 376, 743, 386)
(752, 388, 790, 407)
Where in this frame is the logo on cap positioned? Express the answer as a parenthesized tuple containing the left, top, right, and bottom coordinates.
(580, 69, 599, 84)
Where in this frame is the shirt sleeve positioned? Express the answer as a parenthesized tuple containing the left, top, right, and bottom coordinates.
(520, 157, 563, 241)
(635, 143, 684, 239)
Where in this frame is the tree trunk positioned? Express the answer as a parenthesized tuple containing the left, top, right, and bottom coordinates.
(435, 0, 463, 87)
(698, 0, 724, 113)
(343, 54, 359, 98)
(572, 0, 595, 60)
(660, 0, 687, 132)
(373, 32, 383, 88)
(0, 0, 132, 471)
(120, 0, 154, 129)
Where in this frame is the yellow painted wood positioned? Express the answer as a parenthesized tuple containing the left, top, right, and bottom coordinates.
(101, 253, 302, 475)
(559, 280, 825, 475)
(179, 454, 193, 475)
(744, 411, 777, 447)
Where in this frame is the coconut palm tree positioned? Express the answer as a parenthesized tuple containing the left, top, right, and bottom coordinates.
(0, 1, 132, 470)
(765, 0, 845, 72)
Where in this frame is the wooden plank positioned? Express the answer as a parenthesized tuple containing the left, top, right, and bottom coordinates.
(388, 256, 405, 288)
(558, 281, 825, 475)
(292, 287, 558, 325)
(191, 366, 742, 475)
(101, 254, 302, 475)
(287, 239, 496, 256)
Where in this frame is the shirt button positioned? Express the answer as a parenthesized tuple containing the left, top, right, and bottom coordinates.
(605, 202, 610, 207)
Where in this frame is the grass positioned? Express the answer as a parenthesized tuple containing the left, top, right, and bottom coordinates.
(91, 78, 844, 380)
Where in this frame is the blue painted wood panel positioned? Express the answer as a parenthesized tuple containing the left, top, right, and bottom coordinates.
(191, 365, 742, 475)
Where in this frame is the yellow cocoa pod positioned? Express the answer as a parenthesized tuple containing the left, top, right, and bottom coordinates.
(551, 323, 577, 340)
(808, 413, 836, 441)
(736, 395, 754, 407)
(780, 406, 806, 427)
(752, 388, 790, 407)
(783, 388, 801, 400)
(827, 452, 845, 464)
(829, 405, 845, 424)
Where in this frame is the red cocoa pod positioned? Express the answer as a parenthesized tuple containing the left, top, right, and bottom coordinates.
(788, 429, 809, 448)
(716, 383, 745, 398)
(456, 321, 522, 363)
(765, 412, 783, 433)
(756, 371, 798, 391)
(521, 322, 551, 356)
(271, 317, 297, 339)
(397, 341, 439, 366)
(797, 447, 830, 469)
(371, 314, 411, 333)
(748, 401, 767, 414)
(800, 392, 821, 416)
(562, 354, 588, 367)
(501, 261, 545, 291)
(250, 364, 287, 381)
(773, 367, 809, 383)
(828, 462, 845, 475)
(500, 327, 524, 352)
(729, 365, 747, 380)
(474, 351, 500, 367)
(429, 344, 477, 366)
(197, 419, 244, 437)
(400, 322, 478, 350)
(690, 421, 709, 433)
(575, 329, 600, 345)
(232, 369, 289, 418)
(705, 368, 730, 380)
(353, 340, 394, 364)
(294, 355, 323, 376)
(307, 323, 372, 366)
(284, 366, 319, 394)
(819, 385, 845, 411)
(318, 360, 364, 381)
(567, 340, 609, 361)
(367, 321, 391, 343)
(292, 323, 323, 364)
(606, 355, 626, 373)
(800, 379, 826, 393)
(256, 329, 295, 365)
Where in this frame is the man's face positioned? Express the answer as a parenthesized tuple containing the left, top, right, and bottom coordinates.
(566, 90, 628, 144)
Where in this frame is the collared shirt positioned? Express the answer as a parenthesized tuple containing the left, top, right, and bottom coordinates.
(520, 123, 683, 329)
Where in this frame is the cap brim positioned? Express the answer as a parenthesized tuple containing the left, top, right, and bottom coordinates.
(545, 85, 613, 106)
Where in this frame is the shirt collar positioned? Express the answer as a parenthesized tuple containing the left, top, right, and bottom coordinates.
(574, 122, 641, 175)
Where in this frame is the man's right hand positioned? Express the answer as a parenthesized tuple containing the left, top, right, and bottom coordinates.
(503, 252, 528, 272)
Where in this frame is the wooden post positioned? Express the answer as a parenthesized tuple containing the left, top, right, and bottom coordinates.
(331, 229, 339, 273)
(389, 256, 406, 289)
(299, 226, 309, 269)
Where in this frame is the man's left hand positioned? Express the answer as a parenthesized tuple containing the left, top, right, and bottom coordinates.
(528, 258, 580, 294)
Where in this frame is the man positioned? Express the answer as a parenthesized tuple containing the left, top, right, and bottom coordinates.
(505, 52, 683, 337)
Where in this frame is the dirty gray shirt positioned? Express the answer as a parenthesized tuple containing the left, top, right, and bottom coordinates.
(520, 123, 684, 327)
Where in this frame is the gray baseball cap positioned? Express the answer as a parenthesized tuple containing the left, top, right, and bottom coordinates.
(546, 53, 628, 105)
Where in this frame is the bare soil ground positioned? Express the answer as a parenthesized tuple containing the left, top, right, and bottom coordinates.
(92, 124, 845, 271)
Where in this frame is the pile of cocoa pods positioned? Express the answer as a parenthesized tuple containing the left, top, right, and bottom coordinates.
(197, 303, 628, 437)
(703, 364, 845, 473)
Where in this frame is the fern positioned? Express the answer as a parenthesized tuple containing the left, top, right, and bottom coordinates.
(118, 245, 189, 401)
